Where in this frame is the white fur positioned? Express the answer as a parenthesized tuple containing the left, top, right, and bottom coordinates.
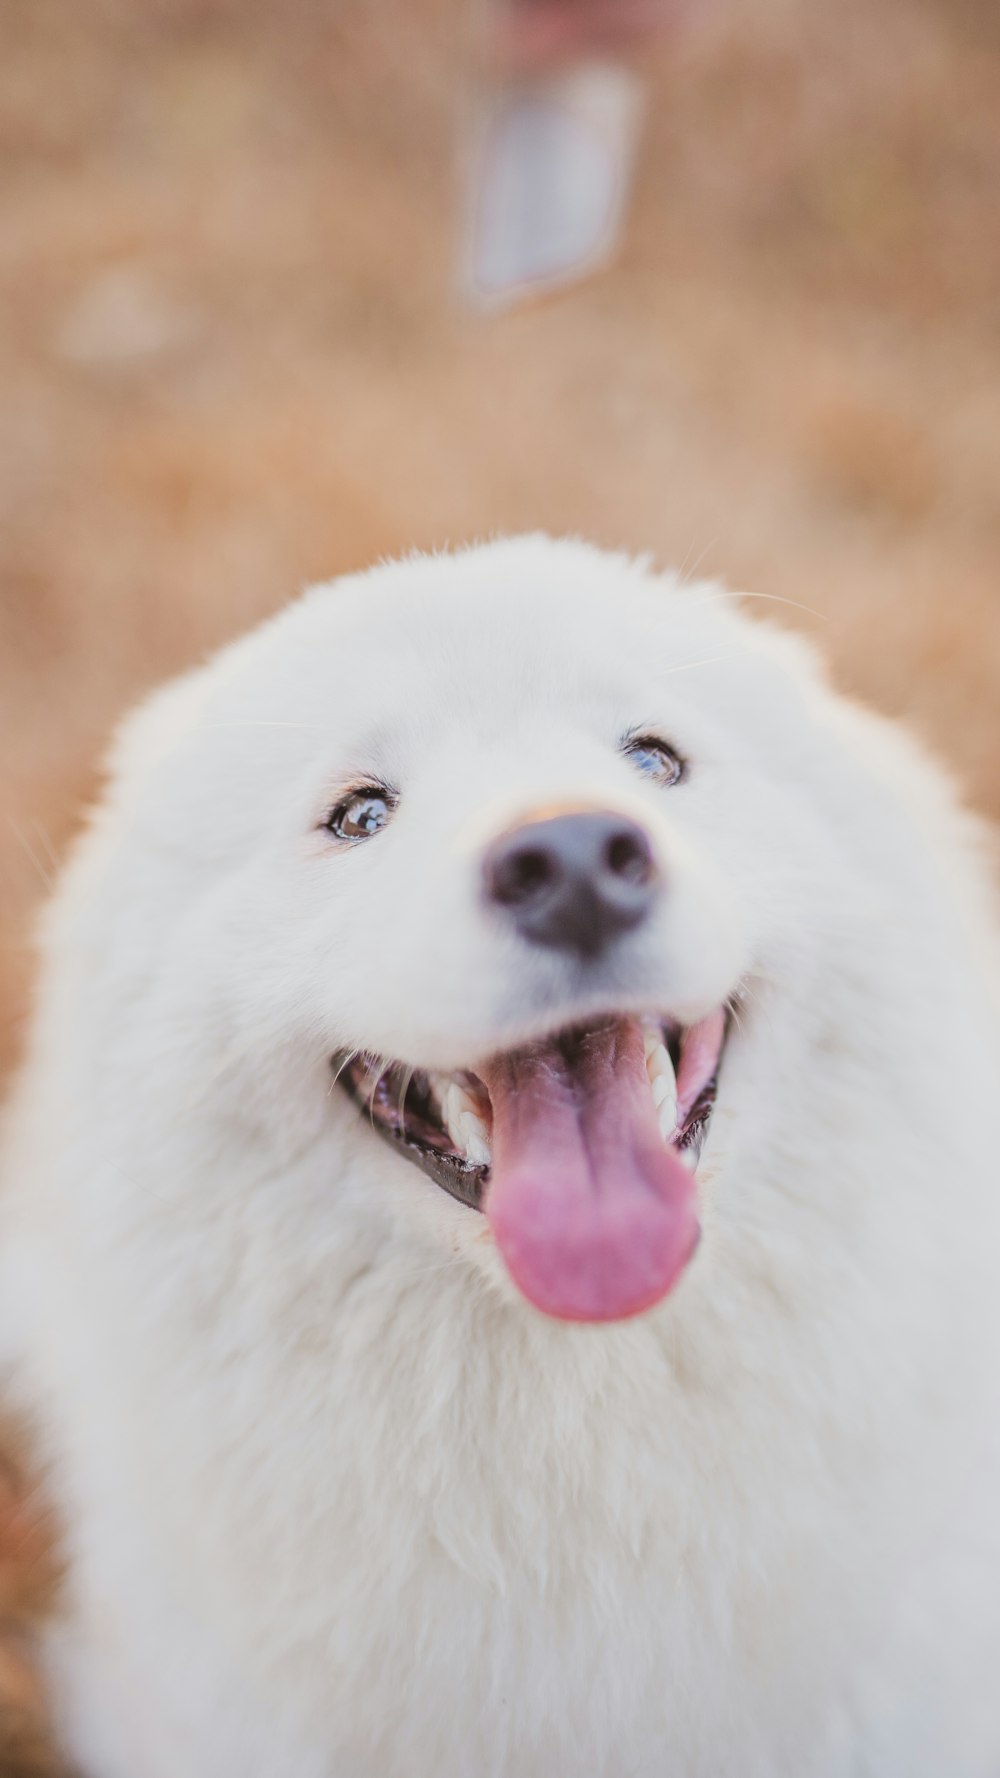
(3, 537, 1000, 1776)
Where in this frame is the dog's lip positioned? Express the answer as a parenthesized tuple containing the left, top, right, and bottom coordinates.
(335, 1055, 488, 1211)
(332, 1007, 729, 1217)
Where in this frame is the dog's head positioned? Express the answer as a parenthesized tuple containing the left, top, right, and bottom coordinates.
(69, 538, 894, 1326)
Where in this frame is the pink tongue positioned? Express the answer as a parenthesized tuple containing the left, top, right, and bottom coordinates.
(482, 1019, 699, 1323)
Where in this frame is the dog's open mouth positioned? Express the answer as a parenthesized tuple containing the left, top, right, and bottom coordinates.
(335, 1011, 726, 1322)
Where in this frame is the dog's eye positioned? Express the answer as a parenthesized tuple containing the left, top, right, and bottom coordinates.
(624, 736, 685, 787)
(325, 788, 394, 842)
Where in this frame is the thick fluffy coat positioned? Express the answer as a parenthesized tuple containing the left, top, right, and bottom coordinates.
(2, 538, 1000, 1776)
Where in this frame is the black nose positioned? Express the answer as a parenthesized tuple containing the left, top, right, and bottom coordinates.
(483, 811, 658, 961)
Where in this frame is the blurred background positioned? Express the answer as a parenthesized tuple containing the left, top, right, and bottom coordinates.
(2, 0, 999, 1082)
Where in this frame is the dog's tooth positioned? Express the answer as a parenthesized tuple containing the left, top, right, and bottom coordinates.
(641, 1017, 662, 1058)
(427, 1071, 452, 1110)
(650, 1072, 674, 1109)
(657, 1099, 678, 1143)
(645, 1041, 678, 1140)
(679, 1144, 699, 1172)
(432, 1075, 462, 1143)
(457, 1116, 492, 1169)
(442, 1081, 492, 1168)
(440, 1082, 462, 1142)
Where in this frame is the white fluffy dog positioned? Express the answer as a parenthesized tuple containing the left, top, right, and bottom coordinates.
(2, 537, 1000, 1777)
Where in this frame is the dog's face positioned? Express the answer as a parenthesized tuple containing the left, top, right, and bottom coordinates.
(101, 539, 860, 1325)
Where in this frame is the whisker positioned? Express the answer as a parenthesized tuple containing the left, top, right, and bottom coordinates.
(30, 819, 61, 875)
(327, 1049, 359, 1098)
(395, 1065, 415, 1133)
(729, 974, 782, 1053)
(676, 536, 718, 587)
(660, 650, 742, 676)
(694, 589, 828, 623)
(200, 721, 326, 732)
(7, 817, 54, 889)
(367, 1059, 390, 1126)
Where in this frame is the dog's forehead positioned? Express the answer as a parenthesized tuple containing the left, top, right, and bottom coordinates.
(241, 544, 726, 746)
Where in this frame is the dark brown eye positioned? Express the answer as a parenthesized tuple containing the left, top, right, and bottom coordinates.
(326, 788, 394, 842)
(624, 735, 685, 787)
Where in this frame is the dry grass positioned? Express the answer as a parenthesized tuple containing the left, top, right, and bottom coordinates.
(1, 0, 999, 1757)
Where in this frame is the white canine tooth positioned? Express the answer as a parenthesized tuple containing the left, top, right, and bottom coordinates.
(442, 1080, 492, 1168)
(428, 1071, 451, 1102)
(657, 1100, 677, 1143)
(679, 1145, 698, 1172)
(650, 1072, 674, 1109)
(645, 1040, 678, 1141)
(459, 1120, 492, 1169)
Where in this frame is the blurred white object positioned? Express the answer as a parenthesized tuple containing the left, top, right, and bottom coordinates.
(55, 267, 200, 369)
(462, 62, 642, 309)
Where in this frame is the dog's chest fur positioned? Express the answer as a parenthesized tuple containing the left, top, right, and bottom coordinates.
(19, 1167, 1000, 1778)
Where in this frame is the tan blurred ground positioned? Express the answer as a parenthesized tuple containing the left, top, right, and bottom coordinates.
(2, 0, 1000, 1075)
(0, 0, 998, 1750)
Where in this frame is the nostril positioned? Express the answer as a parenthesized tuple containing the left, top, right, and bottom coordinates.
(604, 828, 654, 885)
(491, 845, 559, 907)
(484, 811, 658, 958)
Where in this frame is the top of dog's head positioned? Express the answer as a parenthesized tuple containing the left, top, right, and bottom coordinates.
(40, 537, 974, 1325)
